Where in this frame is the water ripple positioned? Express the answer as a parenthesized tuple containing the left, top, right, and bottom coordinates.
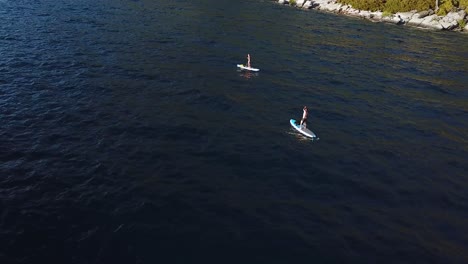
(1, 0, 468, 263)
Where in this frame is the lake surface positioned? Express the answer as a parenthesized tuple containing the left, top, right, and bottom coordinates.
(1, 0, 467, 263)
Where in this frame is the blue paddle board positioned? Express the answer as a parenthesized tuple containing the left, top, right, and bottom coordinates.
(290, 119, 316, 138)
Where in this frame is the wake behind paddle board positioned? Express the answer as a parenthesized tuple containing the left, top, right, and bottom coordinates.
(237, 64, 260, 72)
(290, 119, 316, 138)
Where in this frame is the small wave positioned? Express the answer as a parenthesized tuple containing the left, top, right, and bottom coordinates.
(287, 130, 318, 142)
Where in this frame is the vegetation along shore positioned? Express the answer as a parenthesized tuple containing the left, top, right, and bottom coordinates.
(275, 0, 468, 32)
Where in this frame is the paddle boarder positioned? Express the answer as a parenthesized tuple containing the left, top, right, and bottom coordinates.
(300, 106, 308, 129)
(247, 54, 251, 68)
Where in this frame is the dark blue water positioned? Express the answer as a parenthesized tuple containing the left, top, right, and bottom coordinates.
(1, 0, 468, 263)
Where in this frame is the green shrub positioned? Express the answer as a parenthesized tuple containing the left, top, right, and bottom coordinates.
(382, 11, 393, 17)
(459, 0, 468, 9)
(339, 0, 435, 12)
(437, 0, 457, 15)
(337, 0, 385, 11)
(437, 8, 447, 16)
(290, 0, 297, 6)
(338, 0, 467, 13)
(459, 19, 467, 29)
(384, 0, 434, 13)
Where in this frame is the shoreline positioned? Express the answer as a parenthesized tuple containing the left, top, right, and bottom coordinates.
(275, 0, 468, 33)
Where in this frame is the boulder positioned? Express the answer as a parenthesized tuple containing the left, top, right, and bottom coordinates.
(278, 0, 286, 4)
(345, 8, 360, 16)
(465, 23, 468, 31)
(302, 0, 313, 9)
(430, 21, 444, 30)
(327, 3, 343, 12)
(417, 9, 434, 18)
(381, 14, 394, 23)
(417, 10, 430, 18)
(359, 10, 373, 19)
(442, 12, 465, 22)
(407, 16, 425, 26)
(334, 3, 344, 12)
(419, 15, 444, 30)
(420, 14, 437, 24)
(296, 0, 305, 7)
(313, 0, 327, 5)
(438, 11, 465, 30)
(337, 5, 348, 13)
(439, 19, 457, 30)
(397, 11, 417, 23)
(372, 11, 383, 20)
(396, 15, 405, 25)
(383, 14, 404, 24)
(447, 10, 466, 21)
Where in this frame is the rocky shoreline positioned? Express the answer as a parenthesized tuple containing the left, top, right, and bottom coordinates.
(275, 0, 468, 32)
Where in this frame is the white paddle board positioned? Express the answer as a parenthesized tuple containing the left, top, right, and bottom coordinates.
(237, 64, 260, 72)
(290, 119, 316, 138)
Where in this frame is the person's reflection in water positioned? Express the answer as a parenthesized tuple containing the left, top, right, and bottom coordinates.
(239, 71, 258, 79)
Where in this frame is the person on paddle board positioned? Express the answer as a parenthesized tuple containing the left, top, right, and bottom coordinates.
(246, 54, 251, 68)
(300, 106, 308, 128)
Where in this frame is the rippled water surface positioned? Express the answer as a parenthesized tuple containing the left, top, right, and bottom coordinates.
(1, 0, 468, 263)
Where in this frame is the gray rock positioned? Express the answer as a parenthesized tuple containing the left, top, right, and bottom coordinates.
(438, 11, 466, 30)
(278, 0, 286, 4)
(320, 2, 342, 12)
(381, 14, 403, 24)
(337, 5, 348, 13)
(397, 11, 416, 23)
(465, 23, 468, 31)
(384, 14, 404, 24)
(446, 10, 465, 21)
(417, 10, 430, 18)
(430, 22, 444, 30)
(302, 0, 313, 9)
(346, 10, 357, 17)
(296, 0, 305, 7)
(420, 16, 444, 30)
(359, 10, 373, 19)
(458, 10, 466, 19)
(439, 19, 457, 30)
(421, 14, 437, 24)
(396, 15, 405, 25)
(407, 16, 425, 26)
